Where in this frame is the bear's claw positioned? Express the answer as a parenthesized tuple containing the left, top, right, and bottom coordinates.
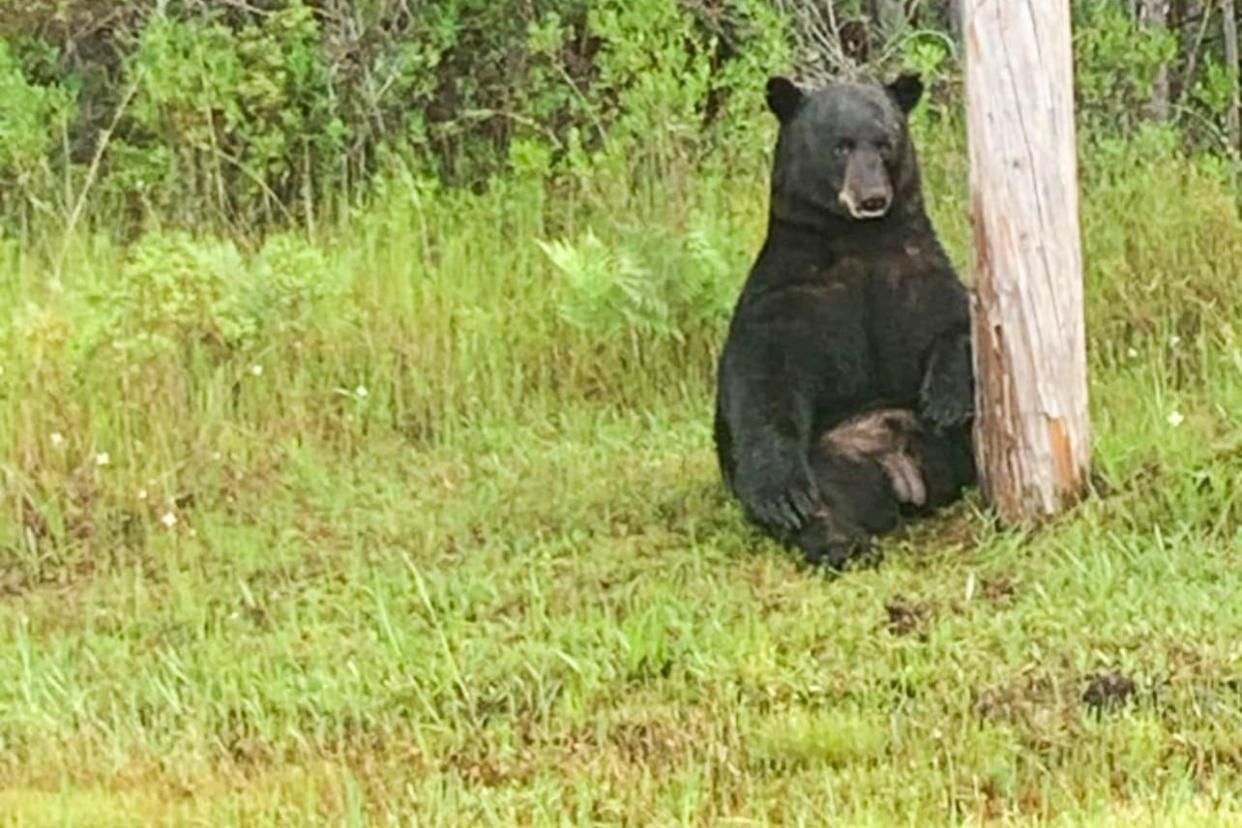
(739, 465, 820, 532)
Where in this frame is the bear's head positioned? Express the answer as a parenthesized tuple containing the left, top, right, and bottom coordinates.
(765, 74, 924, 225)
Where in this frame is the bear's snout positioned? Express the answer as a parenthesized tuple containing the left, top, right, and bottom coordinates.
(859, 195, 891, 214)
(839, 149, 893, 220)
(838, 187, 892, 220)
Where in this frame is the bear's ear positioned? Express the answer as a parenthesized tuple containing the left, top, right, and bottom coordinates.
(886, 73, 924, 115)
(766, 76, 804, 123)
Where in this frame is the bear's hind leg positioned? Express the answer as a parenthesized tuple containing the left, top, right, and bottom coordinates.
(788, 413, 910, 567)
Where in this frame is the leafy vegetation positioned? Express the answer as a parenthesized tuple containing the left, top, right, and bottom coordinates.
(1, 1, 1241, 824)
(1, 0, 1238, 234)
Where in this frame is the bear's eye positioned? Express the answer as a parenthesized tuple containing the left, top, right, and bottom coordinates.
(833, 139, 854, 157)
(875, 138, 894, 154)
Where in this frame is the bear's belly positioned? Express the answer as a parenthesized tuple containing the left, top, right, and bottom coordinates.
(870, 322, 928, 403)
(862, 260, 961, 404)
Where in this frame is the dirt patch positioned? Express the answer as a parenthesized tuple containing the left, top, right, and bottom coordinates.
(980, 573, 1018, 605)
(901, 505, 985, 555)
(973, 674, 1060, 723)
(443, 744, 535, 787)
(1082, 671, 1137, 713)
(884, 596, 933, 638)
(608, 717, 688, 767)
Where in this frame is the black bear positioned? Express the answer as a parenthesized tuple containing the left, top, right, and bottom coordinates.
(714, 74, 975, 567)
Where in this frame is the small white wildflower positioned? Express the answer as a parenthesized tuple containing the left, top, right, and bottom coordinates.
(50, 432, 66, 448)
(355, 384, 369, 398)
(95, 452, 110, 467)
(160, 511, 177, 529)
(137, 488, 148, 501)
(211, 451, 222, 461)
(1167, 410, 1185, 428)
(1169, 335, 1182, 348)
(250, 364, 263, 377)
(1126, 347, 1139, 359)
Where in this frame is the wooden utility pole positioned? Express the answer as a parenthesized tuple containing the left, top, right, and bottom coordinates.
(1140, 0, 1171, 121)
(962, 0, 1091, 524)
(1224, 0, 1241, 149)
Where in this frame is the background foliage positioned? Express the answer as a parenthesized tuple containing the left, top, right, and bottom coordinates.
(0, 0, 1238, 235)
(2, 2, 1242, 824)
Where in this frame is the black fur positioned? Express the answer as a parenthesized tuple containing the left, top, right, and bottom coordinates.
(714, 75, 975, 567)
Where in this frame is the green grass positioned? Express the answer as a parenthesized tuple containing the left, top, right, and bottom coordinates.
(2, 122, 1241, 825)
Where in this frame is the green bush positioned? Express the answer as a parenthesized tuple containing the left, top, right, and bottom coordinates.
(0, 0, 1238, 236)
(0, 39, 71, 218)
(83, 230, 345, 365)
(120, 5, 345, 225)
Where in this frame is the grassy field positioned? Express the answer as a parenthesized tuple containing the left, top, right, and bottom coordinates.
(2, 119, 1242, 825)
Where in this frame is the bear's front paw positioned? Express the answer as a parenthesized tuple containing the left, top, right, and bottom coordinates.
(920, 368, 973, 431)
(920, 335, 974, 431)
(737, 463, 820, 532)
(920, 389, 972, 432)
(794, 512, 873, 570)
